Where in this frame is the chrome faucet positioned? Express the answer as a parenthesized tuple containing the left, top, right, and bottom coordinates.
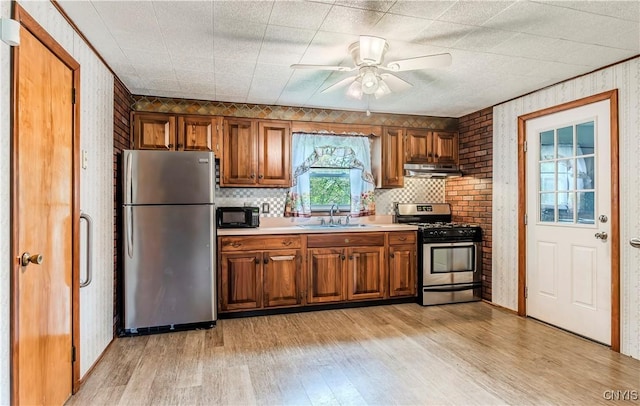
(329, 203, 340, 225)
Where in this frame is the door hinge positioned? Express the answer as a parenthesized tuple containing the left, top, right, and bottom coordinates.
(72, 345, 76, 363)
(524, 213, 528, 225)
(72, 88, 76, 104)
(525, 286, 528, 298)
(523, 140, 527, 152)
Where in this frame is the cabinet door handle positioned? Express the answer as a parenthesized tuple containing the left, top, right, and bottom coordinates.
(264, 258, 269, 264)
(341, 255, 346, 260)
(390, 253, 395, 258)
(349, 255, 354, 260)
(270, 255, 295, 261)
(258, 174, 264, 179)
(250, 173, 256, 179)
(255, 258, 260, 264)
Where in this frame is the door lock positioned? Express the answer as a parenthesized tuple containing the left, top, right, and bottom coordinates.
(594, 232, 608, 241)
(21, 252, 43, 266)
(598, 215, 608, 223)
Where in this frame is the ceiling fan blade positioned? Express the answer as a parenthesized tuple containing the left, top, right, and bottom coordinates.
(290, 64, 354, 72)
(383, 53, 452, 72)
(379, 73, 413, 92)
(321, 76, 357, 93)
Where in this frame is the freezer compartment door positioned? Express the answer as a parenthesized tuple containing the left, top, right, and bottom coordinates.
(123, 150, 214, 205)
(124, 205, 215, 330)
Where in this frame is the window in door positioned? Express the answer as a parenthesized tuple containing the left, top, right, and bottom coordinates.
(538, 121, 595, 224)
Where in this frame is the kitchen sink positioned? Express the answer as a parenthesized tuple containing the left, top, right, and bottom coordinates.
(297, 223, 376, 229)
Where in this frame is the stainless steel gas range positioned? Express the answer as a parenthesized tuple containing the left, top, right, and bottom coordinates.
(394, 203, 483, 306)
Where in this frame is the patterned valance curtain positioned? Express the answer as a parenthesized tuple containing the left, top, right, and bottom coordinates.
(287, 133, 375, 217)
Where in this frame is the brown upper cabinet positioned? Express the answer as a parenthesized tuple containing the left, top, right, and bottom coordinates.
(221, 118, 291, 187)
(405, 129, 458, 164)
(131, 112, 177, 150)
(432, 131, 458, 164)
(381, 127, 405, 188)
(178, 115, 223, 153)
(131, 112, 223, 155)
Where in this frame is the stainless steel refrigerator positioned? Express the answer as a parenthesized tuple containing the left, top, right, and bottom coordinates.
(122, 150, 216, 333)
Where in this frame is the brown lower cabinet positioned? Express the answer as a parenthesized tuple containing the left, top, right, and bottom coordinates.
(218, 231, 416, 314)
(388, 231, 417, 297)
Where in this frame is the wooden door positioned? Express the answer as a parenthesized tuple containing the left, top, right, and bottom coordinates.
(220, 251, 262, 311)
(381, 127, 404, 188)
(389, 245, 417, 297)
(433, 131, 458, 164)
(257, 120, 291, 186)
(263, 249, 301, 307)
(221, 118, 257, 186)
(12, 12, 80, 404)
(308, 248, 345, 304)
(405, 128, 432, 163)
(346, 246, 385, 300)
(525, 100, 612, 344)
(178, 115, 221, 152)
(132, 112, 176, 150)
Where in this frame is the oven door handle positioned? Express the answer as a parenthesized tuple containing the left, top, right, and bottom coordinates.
(423, 284, 480, 293)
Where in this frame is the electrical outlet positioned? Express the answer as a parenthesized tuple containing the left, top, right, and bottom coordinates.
(262, 202, 270, 213)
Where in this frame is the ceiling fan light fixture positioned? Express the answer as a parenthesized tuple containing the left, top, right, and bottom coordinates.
(347, 80, 364, 99)
(374, 79, 391, 99)
(360, 68, 379, 94)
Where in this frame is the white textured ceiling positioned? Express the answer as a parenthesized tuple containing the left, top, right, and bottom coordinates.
(57, 0, 640, 117)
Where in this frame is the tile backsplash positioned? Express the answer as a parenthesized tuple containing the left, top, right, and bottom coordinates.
(215, 163, 445, 216)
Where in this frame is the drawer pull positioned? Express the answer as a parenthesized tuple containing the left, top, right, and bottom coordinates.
(231, 242, 242, 248)
(270, 255, 295, 261)
(282, 240, 293, 246)
(398, 237, 407, 241)
(344, 239, 350, 243)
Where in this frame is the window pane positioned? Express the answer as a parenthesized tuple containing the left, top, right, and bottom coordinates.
(309, 168, 350, 209)
(539, 162, 555, 192)
(557, 159, 574, 191)
(540, 193, 555, 222)
(540, 130, 555, 160)
(576, 121, 594, 155)
(558, 192, 574, 223)
(557, 126, 573, 158)
(577, 192, 595, 224)
(577, 157, 595, 190)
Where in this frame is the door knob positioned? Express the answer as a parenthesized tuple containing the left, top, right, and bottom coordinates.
(594, 232, 608, 241)
(21, 252, 43, 266)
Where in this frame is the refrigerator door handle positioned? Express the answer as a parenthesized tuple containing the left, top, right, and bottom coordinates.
(79, 212, 93, 288)
(125, 205, 134, 258)
(125, 151, 132, 204)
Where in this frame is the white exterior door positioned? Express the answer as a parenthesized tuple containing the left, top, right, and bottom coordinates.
(526, 100, 611, 345)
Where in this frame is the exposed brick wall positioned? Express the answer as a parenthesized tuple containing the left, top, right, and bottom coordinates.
(445, 107, 493, 301)
(113, 77, 132, 335)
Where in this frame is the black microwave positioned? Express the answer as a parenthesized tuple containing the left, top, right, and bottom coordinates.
(216, 206, 260, 228)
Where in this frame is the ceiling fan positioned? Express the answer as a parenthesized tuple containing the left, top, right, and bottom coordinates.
(290, 35, 452, 100)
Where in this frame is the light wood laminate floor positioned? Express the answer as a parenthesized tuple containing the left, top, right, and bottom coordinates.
(66, 303, 639, 405)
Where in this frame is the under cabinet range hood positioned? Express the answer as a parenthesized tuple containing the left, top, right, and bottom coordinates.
(404, 163, 463, 178)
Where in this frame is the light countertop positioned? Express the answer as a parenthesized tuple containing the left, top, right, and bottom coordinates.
(216, 215, 418, 236)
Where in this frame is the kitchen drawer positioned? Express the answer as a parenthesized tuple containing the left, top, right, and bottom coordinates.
(388, 231, 416, 245)
(219, 235, 302, 252)
(307, 232, 384, 248)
